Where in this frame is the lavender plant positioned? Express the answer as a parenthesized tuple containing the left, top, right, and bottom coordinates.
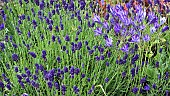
(0, 0, 169, 96)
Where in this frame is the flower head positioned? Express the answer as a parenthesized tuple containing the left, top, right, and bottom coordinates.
(131, 34, 140, 43)
(28, 52, 36, 58)
(105, 37, 113, 47)
(0, 23, 5, 30)
(94, 27, 102, 36)
(65, 35, 70, 41)
(143, 34, 150, 42)
(132, 87, 138, 94)
(144, 84, 150, 91)
(12, 54, 19, 61)
(162, 26, 169, 33)
(93, 14, 101, 24)
(121, 43, 129, 52)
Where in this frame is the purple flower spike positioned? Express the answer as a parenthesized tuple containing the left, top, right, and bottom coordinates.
(143, 34, 150, 42)
(93, 14, 101, 24)
(122, 72, 126, 78)
(94, 27, 102, 36)
(131, 34, 140, 43)
(0, 23, 5, 30)
(12, 54, 19, 61)
(39, 1, 45, 10)
(0, 42, 5, 50)
(132, 87, 138, 94)
(162, 26, 169, 33)
(0, 81, 4, 88)
(28, 52, 36, 58)
(65, 35, 70, 41)
(121, 43, 129, 53)
(144, 84, 150, 91)
(105, 77, 109, 83)
(47, 81, 53, 89)
(103, 21, 109, 30)
(27, 31, 31, 38)
(105, 37, 113, 47)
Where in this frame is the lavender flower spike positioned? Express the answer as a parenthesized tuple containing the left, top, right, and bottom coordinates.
(105, 37, 113, 47)
(93, 14, 101, 24)
(94, 27, 102, 36)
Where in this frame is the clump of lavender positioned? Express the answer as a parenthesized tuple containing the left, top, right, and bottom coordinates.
(0, 0, 169, 96)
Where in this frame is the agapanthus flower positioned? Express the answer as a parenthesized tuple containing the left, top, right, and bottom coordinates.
(6, 84, 11, 90)
(94, 27, 102, 36)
